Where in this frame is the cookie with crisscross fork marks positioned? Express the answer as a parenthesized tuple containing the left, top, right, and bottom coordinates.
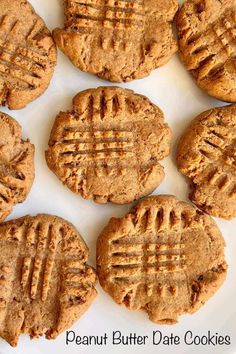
(53, 0, 178, 82)
(0, 112, 34, 222)
(0, 0, 57, 109)
(177, 0, 236, 102)
(0, 214, 97, 346)
(97, 195, 227, 324)
(177, 105, 236, 219)
(46, 87, 171, 204)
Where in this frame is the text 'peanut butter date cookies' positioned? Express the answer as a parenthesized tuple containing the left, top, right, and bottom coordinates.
(177, 0, 236, 103)
(97, 195, 227, 324)
(177, 105, 236, 219)
(46, 87, 172, 204)
(53, 0, 178, 82)
(0, 214, 97, 347)
(0, 112, 34, 222)
(0, 0, 57, 109)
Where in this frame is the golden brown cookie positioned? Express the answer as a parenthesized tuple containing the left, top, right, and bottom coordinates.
(53, 0, 178, 82)
(177, 105, 236, 219)
(0, 214, 97, 346)
(177, 0, 236, 102)
(0, 0, 57, 109)
(45, 87, 172, 204)
(0, 112, 34, 222)
(97, 195, 227, 324)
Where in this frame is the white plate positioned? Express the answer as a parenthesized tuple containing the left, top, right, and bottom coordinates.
(1, 1, 235, 353)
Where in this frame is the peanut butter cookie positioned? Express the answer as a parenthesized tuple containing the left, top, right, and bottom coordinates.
(0, 214, 97, 346)
(46, 87, 172, 204)
(97, 195, 227, 324)
(0, 0, 57, 109)
(177, 0, 236, 102)
(0, 112, 34, 222)
(177, 105, 236, 219)
(53, 0, 178, 82)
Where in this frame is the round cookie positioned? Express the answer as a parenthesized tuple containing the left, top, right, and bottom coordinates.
(0, 214, 97, 346)
(97, 195, 227, 324)
(46, 87, 172, 204)
(177, 105, 236, 219)
(177, 0, 236, 102)
(0, 0, 57, 109)
(0, 112, 34, 222)
(53, 0, 178, 82)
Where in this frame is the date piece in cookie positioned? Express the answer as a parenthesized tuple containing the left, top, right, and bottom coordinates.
(177, 105, 236, 219)
(177, 0, 236, 102)
(53, 0, 178, 82)
(0, 214, 97, 346)
(0, 111, 34, 222)
(46, 87, 172, 204)
(97, 195, 227, 323)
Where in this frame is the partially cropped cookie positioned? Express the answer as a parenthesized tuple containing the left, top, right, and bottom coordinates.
(0, 112, 34, 222)
(177, 105, 236, 219)
(97, 195, 227, 324)
(0, 0, 57, 109)
(0, 214, 97, 346)
(53, 0, 178, 82)
(46, 87, 171, 204)
(177, 0, 236, 102)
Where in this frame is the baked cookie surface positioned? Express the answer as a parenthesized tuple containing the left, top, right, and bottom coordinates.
(177, 0, 236, 102)
(0, 0, 57, 109)
(46, 87, 171, 204)
(0, 112, 34, 222)
(0, 214, 97, 346)
(97, 195, 227, 324)
(53, 0, 178, 82)
(177, 105, 236, 219)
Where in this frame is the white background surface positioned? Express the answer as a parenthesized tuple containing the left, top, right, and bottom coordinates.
(1, 0, 235, 353)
